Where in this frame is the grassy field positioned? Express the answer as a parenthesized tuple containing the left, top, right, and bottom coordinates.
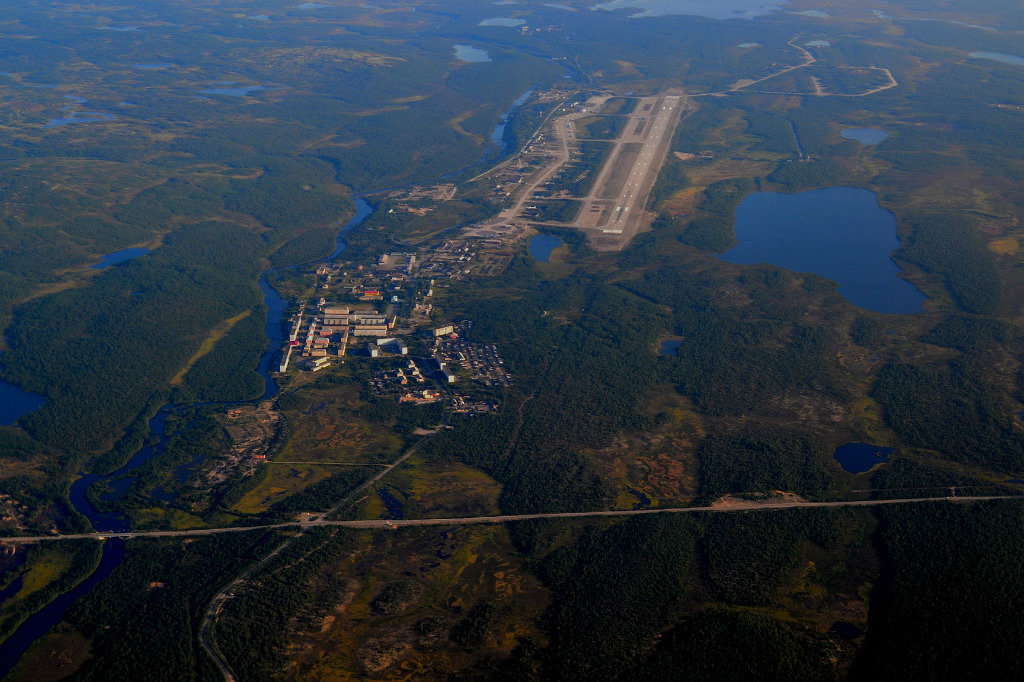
(231, 384, 403, 515)
(283, 524, 550, 680)
(169, 310, 252, 386)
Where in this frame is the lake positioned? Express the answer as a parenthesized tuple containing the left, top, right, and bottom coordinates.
(480, 18, 526, 27)
(833, 442, 894, 474)
(491, 88, 535, 152)
(199, 84, 269, 97)
(46, 112, 115, 127)
(529, 234, 563, 262)
(657, 338, 683, 356)
(92, 247, 151, 269)
(454, 45, 491, 63)
(0, 380, 46, 425)
(720, 187, 926, 314)
(969, 52, 1024, 67)
(592, 0, 781, 20)
(841, 128, 889, 145)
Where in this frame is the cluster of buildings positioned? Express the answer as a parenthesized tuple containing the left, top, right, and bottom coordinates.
(450, 395, 499, 414)
(372, 359, 425, 394)
(382, 183, 457, 215)
(434, 336, 512, 388)
(273, 201, 528, 410)
(367, 337, 409, 358)
(279, 304, 398, 372)
(0, 493, 36, 534)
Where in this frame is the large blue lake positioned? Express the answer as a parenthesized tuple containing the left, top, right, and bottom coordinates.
(720, 187, 926, 314)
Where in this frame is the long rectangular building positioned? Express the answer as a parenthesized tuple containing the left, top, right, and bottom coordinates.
(323, 306, 351, 326)
(352, 324, 389, 337)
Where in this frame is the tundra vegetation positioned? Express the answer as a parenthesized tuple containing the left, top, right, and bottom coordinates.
(3, 1, 1024, 680)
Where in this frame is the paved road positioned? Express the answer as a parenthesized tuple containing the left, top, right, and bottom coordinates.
(5, 495, 1023, 545)
(194, 406, 452, 681)
(196, 527, 304, 682)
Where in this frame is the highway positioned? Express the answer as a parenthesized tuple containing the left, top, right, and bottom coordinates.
(4, 494, 1023, 545)
(193, 404, 453, 681)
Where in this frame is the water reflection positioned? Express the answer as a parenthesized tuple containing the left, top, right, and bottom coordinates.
(721, 187, 926, 314)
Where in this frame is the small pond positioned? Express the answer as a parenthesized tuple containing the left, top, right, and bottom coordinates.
(841, 128, 889, 145)
(720, 187, 926, 314)
(657, 338, 683, 356)
(0, 380, 46, 425)
(529, 234, 563, 262)
(833, 442, 893, 474)
(92, 247, 151, 269)
(199, 84, 269, 97)
(46, 112, 115, 127)
(831, 621, 865, 640)
(454, 44, 491, 63)
(45, 98, 114, 128)
(479, 18, 526, 27)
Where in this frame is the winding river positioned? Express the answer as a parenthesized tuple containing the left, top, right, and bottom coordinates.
(0, 198, 374, 674)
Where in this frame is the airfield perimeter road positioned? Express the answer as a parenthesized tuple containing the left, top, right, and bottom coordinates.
(4, 494, 1023, 545)
(472, 92, 687, 252)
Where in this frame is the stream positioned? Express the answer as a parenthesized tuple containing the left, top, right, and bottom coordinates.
(0, 198, 374, 675)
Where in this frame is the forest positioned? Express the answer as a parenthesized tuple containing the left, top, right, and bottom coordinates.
(5, 0, 1024, 680)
